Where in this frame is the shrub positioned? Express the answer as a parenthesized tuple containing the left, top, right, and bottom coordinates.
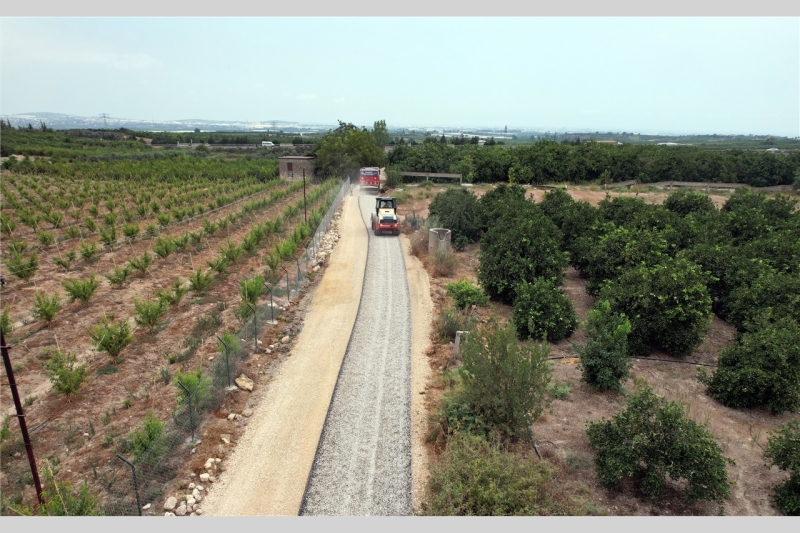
(456, 319, 551, 440)
(53, 249, 76, 271)
(45, 349, 88, 398)
(240, 273, 265, 305)
(478, 202, 567, 303)
(385, 167, 401, 189)
(586, 381, 733, 506)
(127, 411, 168, 465)
(122, 223, 140, 240)
(584, 225, 668, 295)
(577, 300, 632, 392)
(421, 432, 579, 516)
(1, 304, 13, 334)
(445, 280, 489, 309)
(664, 189, 717, 216)
(98, 225, 117, 248)
(512, 278, 577, 342)
(764, 420, 800, 515)
(133, 297, 169, 333)
(477, 183, 527, 233)
(157, 278, 188, 306)
(156, 212, 171, 228)
(61, 274, 99, 304)
(706, 317, 800, 414)
(31, 291, 61, 324)
(206, 256, 228, 274)
(174, 367, 213, 412)
(105, 265, 133, 287)
(6, 250, 39, 280)
(153, 235, 176, 259)
(428, 188, 483, 248)
(90, 319, 133, 363)
(37, 230, 55, 246)
(435, 305, 473, 343)
(599, 257, 713, 357)
(9, 460, 102, 515)
(188, 268, 214, 293)
(431, 249, 458, 277)
(128, 250, 153, 275)
(722, 269, 800, 332)
(79, 241, 98, 261)
(83, 216, 97, 233)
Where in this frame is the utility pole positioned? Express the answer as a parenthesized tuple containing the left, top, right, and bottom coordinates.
(303, 169, 307, 223)
(100, 113, 109, 128)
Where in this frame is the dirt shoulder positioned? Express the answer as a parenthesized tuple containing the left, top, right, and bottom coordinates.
(401, 234, 434, 513)
(200, 194, 368, 516)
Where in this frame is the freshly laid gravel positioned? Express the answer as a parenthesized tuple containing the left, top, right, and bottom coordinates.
(300, 193, 412, 516)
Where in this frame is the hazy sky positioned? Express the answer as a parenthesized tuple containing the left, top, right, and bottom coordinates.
(2, 17, 798, 136)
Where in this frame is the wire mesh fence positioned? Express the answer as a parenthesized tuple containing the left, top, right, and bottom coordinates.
(0, 176, 351, 516)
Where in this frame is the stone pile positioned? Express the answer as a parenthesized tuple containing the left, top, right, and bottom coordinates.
(162, 457, 221, 516)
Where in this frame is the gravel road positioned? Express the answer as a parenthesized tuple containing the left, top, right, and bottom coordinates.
(300, 192, 413, 516)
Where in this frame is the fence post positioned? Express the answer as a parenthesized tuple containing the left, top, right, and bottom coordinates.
(116, 454, 142, 516)
(216, 336, 231, 388)
(281, 266, 290, 300)
(177, 380, 197, 445)
(296, 258, 302, 292)
(264, 283, 275, 323)
(246, 303, 257, 353)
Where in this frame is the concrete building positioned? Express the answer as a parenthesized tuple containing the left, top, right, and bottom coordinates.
(279, 156, 316, 181)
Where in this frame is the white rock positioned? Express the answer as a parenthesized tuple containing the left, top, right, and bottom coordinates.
(227, 413, 236, 421)
(280, 336, 290, 344)
(190, 512, 197, 517)
(195, 509, 203, 516)
(165, 512, 175, 517)
(142, 503, 151, 510)
(220, 434, 231, 444)
(163, 496, 178, 511)
(188, 483, 196, 490)
(199, 473, 210, 483)
(234, 375, 253, 392)
(175, 503, 187, 516)
(193, 494, 203, 503)
(209, 476, 216, 482)
(186, 496, 196, 506)
(196, 485, 204, 491)
(214, 458, 221, 463)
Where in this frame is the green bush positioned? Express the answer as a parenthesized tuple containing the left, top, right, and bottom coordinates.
(512, 278, 577, 342)
(45, 349, 88, 397)
(79, 241, 98, 261)
(37, 230, 55, 247)
(105, 265, 133, 287)
(764, 420, 800, 515)
(61, 274, 99, 304)
(133, 297, 169, 333)
(577, 300, 632, 392)
(128, 250, 153, 275)
(435, 305, 473, 343)
(664, 189, 717, 216)
(239, 273, 265, 305)
(127, 411, 168, 465)
(445, 280, 489, 309)
(428, 188, 483, 249)
(31, 291, 61, 324)
(1, 304, 13, 334)
(706, 317, 800, 414)
(587, 381, 733, 506)
(90, 319, 133, 363)
(6, 250, 39, 280)
(722, 269, 800, 332)
(455, 319, 551, 440)
(188, 268, 214, 293)
(421, 432, 579, 516)
(52, 249, 76, 271)
(477, 183, 527, 233)
(156, 278, 188, 306)
(9, 460, 102, 515)
(478, 202, 567, 303)
(174, 367, 213, 410)
(599, 257, 713, 357)
(431, 249, 458, 277)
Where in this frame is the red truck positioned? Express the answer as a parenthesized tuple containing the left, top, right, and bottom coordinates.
(359, 167, 380, 193)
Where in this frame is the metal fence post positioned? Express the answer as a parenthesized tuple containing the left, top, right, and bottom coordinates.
(246, 303, 257, 353)
(116, 454, 142, 516)
(264, 283, 275, 323)
(177, 380, 196, 444)
(216, 336, 231, 388)
(281, 266, 290, 299)
(295, 258, 301, 292)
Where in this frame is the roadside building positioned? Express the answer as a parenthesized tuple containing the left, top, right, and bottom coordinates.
(279, 156, 315, 181)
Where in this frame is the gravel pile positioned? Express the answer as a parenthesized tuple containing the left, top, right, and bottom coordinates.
(300, 193, 412, 516)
